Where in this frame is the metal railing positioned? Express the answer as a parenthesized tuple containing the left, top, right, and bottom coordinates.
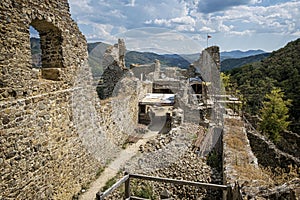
(96, 172, 234, 200)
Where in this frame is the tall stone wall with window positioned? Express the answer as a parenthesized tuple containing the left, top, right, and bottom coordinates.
(0, 0, 102, 199)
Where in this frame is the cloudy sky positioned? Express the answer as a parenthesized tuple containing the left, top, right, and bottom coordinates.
(68, 0, 300, 54)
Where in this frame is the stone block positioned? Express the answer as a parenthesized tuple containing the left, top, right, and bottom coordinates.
(41, 68, 61, 81)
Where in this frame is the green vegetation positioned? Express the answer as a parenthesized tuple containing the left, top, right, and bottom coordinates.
(228, 38, 300, 133)
(101, 177, 117, 192)
(259, 88, 291, 142)
(131, 181, 156, 199)
(125, 51, 191, 69)
(96, 166, 105, 178)
(207, 150, 222, 171)
(220, 72, 245, 113)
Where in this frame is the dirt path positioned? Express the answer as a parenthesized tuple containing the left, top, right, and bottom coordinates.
(79, 131, 157, 200)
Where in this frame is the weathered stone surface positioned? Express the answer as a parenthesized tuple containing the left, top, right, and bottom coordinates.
(0, 0, 102, 199)
(106, 124, 223, 199)
(98, 39, 128, 99)
(223, 117, 300, 199)
(41, 68, 62, 80)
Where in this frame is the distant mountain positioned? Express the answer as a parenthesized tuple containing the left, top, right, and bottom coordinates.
(30, 38, 41, 54)
(179, 53, 200, 63)
(125, 51, 191, 69)
(221, 49, 266, 61)
(87, 42, 111, 77)
(30, 39, 271, 76)
(30, 38, 41, 67)
(221, 53, 271, 72)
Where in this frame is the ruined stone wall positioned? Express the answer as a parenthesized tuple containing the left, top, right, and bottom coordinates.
(247, 130, 300, 170)
(223, 117, 300, 199)
(97, 78, 139, 146)
(0, 1, 102, 199)
(100, 39, 127, 99)
(97, 78, 152, 147)
(130, 64, 156, 81)
(194, 46, 220, 89)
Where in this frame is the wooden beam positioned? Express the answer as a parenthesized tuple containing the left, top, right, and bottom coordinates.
(129, 174, 228, 190)
(96, 174, 130, 199)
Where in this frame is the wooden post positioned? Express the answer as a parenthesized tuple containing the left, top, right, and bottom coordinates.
(96, 192, 103, 200)
(125, 172, 130, 198)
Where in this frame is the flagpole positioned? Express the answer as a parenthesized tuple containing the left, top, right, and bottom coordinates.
(207, 34, 212, 48)
(207, 33, 208, 48)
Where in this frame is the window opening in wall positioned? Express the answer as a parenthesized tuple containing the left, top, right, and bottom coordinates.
(30, 26, 42, 68)
(29, 19, 64, 80)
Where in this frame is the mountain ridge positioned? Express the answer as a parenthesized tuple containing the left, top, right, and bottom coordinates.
(220, 49, 267, 60)
(30, 39, 271, 77)
(221, 53, 271, 72)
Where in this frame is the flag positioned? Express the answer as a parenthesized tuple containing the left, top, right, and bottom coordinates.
(207, 35, 212, 39)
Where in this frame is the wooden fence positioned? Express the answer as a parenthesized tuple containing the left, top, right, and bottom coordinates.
(96, 172, 235, 200)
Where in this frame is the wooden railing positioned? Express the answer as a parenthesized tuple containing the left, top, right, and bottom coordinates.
(96, 172, 234, 200)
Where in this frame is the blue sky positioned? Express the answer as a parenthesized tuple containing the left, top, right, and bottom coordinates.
(68, 0, 300, 53)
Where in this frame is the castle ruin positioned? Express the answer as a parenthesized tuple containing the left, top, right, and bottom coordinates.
(1, 1, 299, 199)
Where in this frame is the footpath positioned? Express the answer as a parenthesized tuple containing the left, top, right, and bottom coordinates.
(79, 131, 157, 200)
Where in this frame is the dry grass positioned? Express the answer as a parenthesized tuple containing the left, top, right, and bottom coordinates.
(225, 118, 244, 127)
(263, 165, 300, 185)
(234, 164, 274, 186)
(224, 117, 275, 187)
(225, 136, 244, 151)
(224, 117, 300, 189)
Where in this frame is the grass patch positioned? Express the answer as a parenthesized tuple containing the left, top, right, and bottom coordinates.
(131, 181, 156, 199)
(102, 177, 117, 192)
(263, 165, 300, 185)
(96, 166, 105, 178)
(207, 150, 222, 171)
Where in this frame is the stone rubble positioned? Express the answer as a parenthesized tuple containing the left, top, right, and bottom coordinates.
(105, 123, 223, 199)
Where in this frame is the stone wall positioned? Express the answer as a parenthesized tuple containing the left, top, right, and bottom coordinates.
(0, 1, 102, 199)
(194, 46, 221, 98)
(247, 129, 300, 170)
(99, 39, 127, 99)
(223, 117, 300, 199)
(276, 131, 300, 158)
(130, 63, 156, 81)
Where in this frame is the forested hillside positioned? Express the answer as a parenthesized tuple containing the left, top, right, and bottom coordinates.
(221, 53, 270, 72)
(229, 38, 300, 132)
(125, 51, 191, 69)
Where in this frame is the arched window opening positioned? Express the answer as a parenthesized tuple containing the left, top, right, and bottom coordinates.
(30, 19, 63, 80)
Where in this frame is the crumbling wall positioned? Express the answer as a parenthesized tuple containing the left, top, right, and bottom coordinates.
(0, 0, 101, 199)
(223, 117, 300, 199)
(99, 39, 128, 99)
(130, 63, 156, 81)
(247, 130, 300, 170)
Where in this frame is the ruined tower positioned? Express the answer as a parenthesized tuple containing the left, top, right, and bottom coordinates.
(0, 0, 102, 199)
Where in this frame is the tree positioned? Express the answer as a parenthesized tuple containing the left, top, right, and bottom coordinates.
(220, 72, 245, 114)
(259, 88, 291, 142)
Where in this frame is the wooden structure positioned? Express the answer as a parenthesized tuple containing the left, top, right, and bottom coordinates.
(96, 172, 237, 200)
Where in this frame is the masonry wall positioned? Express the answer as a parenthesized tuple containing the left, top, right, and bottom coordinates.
(0, 0, 102, 199)
(247, 130, 300, 170)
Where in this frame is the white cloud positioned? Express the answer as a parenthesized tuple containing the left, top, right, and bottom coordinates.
(171, 16, 195, 26)
(68, 0, 300, 52)
(230, 30, 255, 36)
